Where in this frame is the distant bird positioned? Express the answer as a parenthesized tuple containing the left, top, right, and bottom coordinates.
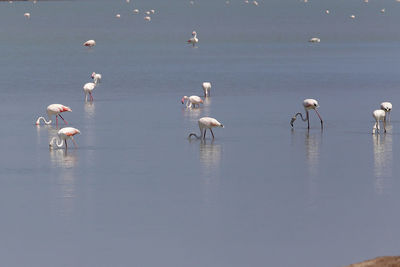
(49, 127, 80, 149)
(380, 102, 392, 122)
(380, 8, 385, 13)
(350, 14, 356, 19)
(83, 40, 96, 47)
(83, 82, 96, 102)
(372, 110, 386, 134)
(36, 104, 72, 127)
(189, 117, 224, 140)
(116, 14, 121, 18)
(309, 37, 321, 43)
(24, 12, 30, 19)
(91, 72, 102, 84)
(187, 31, 198, 47)
(145, 11, 151, 15)
(202, 82, 211, 97)
(325, 10, 330, 14)
(290, 99, 323, 129)
(133, 9, 139, 14)
(144, 16, 151, 21)
(244, 0, 249, 3)
(181, 95, 203, 108)
(253, 0, 258, 6)
(126, 0, 130, 3)
(150, 9, 155, 14)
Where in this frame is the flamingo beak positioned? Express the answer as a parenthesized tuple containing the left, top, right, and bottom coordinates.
(181, 98, 185, 104)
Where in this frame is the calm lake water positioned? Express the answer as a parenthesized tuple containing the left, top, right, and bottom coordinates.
(0, 0, 400, 266)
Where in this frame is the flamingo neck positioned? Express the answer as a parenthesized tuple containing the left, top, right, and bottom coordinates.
(36, 116, 52, 125)
(50, 137, 64, 148)
(188, 133, 201, 139)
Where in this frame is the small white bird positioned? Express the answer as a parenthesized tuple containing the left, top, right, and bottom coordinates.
(189, 117, 224, 140)
(83, 40, 96, 47)
(202, 82, 211, 97)
(309, 37, 321, 43)
(49, 127, 81, 149)
(181, 95, 203, 108)
(372, 110, 386, 134)
(290, 99, 323, 129)
(36, 104, 72, 127)
(91, 72, 102, 84)
(253, 0, 259, 6)
(380, 102, 392, 122)
(380, 8, 385, 13)
(150, 9, 155, 14)
(187, 31, 198, 47)
(325, 10, 330, 14)
(24, 12, 30, 19)
(116, 14, 121, 18)
(133, 9, 139, 14)
(350, 14, 356, 19)
(145, 11, 151, 15)
(83, 82, 96, 102)
(144, 16, 151, 21)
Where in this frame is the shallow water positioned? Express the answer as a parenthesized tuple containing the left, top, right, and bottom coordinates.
(1, 0, 400, 266)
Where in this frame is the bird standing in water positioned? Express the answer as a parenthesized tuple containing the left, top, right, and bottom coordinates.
(189, 117, 224, 140)
(290, 99, 323, 129)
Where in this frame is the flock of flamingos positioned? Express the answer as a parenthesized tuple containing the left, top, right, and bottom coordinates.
(31, 0, 394, 151)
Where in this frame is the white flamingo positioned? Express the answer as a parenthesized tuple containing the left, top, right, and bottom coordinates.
(372, 110, 386, 134)
(36, 104, 72, 126)
(83, 82, 97, 102)
(309, 37, 321, 43)
(202, 82, 211, 97)
(24, 13, 30, 19)
(380, 102, 392, 122)
(83, 40, 96, 47)
(290, 99, 323, 129)
(49, 127, 81, 149)
(181, 95, 203, 108)
(188, 117, 224, 140)
(91, 72, 102, 84)
(187, 31, 198, 47)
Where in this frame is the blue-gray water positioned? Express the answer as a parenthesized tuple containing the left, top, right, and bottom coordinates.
(1, 0, 400, 266)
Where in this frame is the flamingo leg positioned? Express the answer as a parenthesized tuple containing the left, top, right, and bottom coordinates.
(383, 120, 387, 133)
(306, 110, 310, 129)
(372, 121, 377, 134)
(314, 109, 323, 128)
(58, 114, 68, 124)
(210, 129, 215, 139)
(65, 140, 67, 149)
(90, 92, 93, 101)
(203, 129, 206, 139)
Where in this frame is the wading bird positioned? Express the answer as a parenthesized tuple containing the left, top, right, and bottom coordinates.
(202, 82, 211, 97)
(187, 31, 198, 47)
(372, 109, 386, 134)
(290, 99, 323, 129)
(49, 127, 80, 149)
(380, 102, 392, 122)
(83, 82, 97, 102)
(188, 117, 224, 140)
(181, 95, 203, 108)
(91, 72, 102, 84)
(36, 104, 72, 126)
(83, 40, 96, 47)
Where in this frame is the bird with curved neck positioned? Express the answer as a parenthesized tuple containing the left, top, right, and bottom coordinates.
(187, 31, 198, 47)
(290, 99, 323, 129)
(49, 127, 81, 149)
(181, 95, 203, 108)
(35, 104, 72, 127)
(83, 80, 98, 102)
(380, 102, 392, 122)
(91, 72, 102, 84)
(188, 117, 224, 140)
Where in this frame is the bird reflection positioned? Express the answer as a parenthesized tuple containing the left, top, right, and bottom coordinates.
(199, 140, 222, 170)
(84, 102, 96, 119)
(372, 127, 393, 195)
(304, 130, 321, 176)
(49, 149, 78, 169)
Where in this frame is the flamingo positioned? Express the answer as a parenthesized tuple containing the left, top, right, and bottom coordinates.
(380, 102, 392, 122)
(325, 10, 330, 14)
(49, 127, 81, 149)
(187, 31, 198, 47)
(150, 9, 155, 14)
(202, 82, 211, 97)
(133, 9, 139, 14)
(144, 16, 151, 21)
(83, 82, 97, 102)
(36, 104, 72, 127)
(290, 99, 323, 129)
(83, 40, 96, 47)
(24, 13, 30, 19)
(372, 110, 386, 134)
(350, 14, 356, 19)
(91, 72, 102, 84)
(309, 37, 321, 43)
(181, 95, 203, 108)
(116, 14, 121, 18)
(189, 117, 224, 140)
(145, 11, 151, 15)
